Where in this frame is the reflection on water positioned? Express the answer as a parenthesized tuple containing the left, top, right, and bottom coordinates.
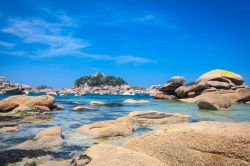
(0, 93, 250, 158)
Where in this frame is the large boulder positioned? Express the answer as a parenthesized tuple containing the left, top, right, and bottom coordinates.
(77, 117, 135, 139)
(150, 91, 177, 100)
(124, 122, 250, 166)
(72, 144, 164, 166)
(197, 69, 244, 85)
(160, 76, 185, 95)
(197, 94, 232, 111)
(0, 95, 55, 112)
(175, 81, 207, 98)
(16, 127, 63, 150)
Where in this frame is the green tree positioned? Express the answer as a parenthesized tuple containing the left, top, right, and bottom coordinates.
(74, 73, 127, 87)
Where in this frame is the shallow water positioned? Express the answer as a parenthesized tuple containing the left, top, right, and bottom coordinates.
(0, 94, 250, 160)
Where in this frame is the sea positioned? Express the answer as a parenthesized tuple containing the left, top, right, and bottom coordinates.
(0, 93, 250, 160)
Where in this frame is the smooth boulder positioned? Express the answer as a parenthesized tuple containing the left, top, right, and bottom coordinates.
(77, 117, 135, 139)
(197, 94, 233, 111)
(0, 95, 55, 112)
(197, 69, 244, 85)
(124, 122, 250, 166)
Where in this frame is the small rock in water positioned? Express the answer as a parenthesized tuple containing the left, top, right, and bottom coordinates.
(123, 99, 150, 104)
(90, 101, 106, 106)
(73, 106, 92, 111)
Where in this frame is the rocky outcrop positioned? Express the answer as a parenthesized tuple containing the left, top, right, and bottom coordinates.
(0, 95, 55, 112)
(73, 144, 164, 166)
(123, 99, 150, 104)
(16, 127, 63, 149)
(124, 122, 250, 166)
(153, 69, 250, 111)
(77, 117, 135, 139)
(197, 69, 244, 85)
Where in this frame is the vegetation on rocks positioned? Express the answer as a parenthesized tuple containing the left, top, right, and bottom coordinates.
(75, 73, 127, 87)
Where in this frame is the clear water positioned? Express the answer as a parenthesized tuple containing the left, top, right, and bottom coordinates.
(0, 94, 250, 159)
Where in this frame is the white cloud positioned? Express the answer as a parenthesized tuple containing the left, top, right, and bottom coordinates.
(1, 15, 155, 64)
(116, 55, 155, 64)
(1, 18, 89, 57)
(0, 41, 15, 47)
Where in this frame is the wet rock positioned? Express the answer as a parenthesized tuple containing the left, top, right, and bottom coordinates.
(0, 126, 17, 132)
(197, 69, 244, 85)
(77, 144, 164, 166)
(0, 149, 59, 166)
(73, 106, 92, 111)
(55, 105, 64, 111)
(0, 95, 55, 112)
(175, 81, 207, 98)
(77, 117, 135, 139)
(123, 99, 150, 104)
(208, 81, 231, 89)
(103, 102, 123, 107)
(16, 127, 63, 150)
(90, 101, 106, 106)
(57, 101, 79, 105)
(124, 121, 250, 166)
(128, 110, 190, 125)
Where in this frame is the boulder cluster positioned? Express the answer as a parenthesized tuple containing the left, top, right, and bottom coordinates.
(151, 69, 250, 110)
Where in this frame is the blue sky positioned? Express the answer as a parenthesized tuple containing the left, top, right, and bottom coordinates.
(0, 0, 249, 88)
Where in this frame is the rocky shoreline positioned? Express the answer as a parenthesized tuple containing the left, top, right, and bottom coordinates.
(0, 69, 250, 165)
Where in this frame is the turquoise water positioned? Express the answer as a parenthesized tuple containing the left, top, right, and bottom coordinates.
(0, 94, 250, 159)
